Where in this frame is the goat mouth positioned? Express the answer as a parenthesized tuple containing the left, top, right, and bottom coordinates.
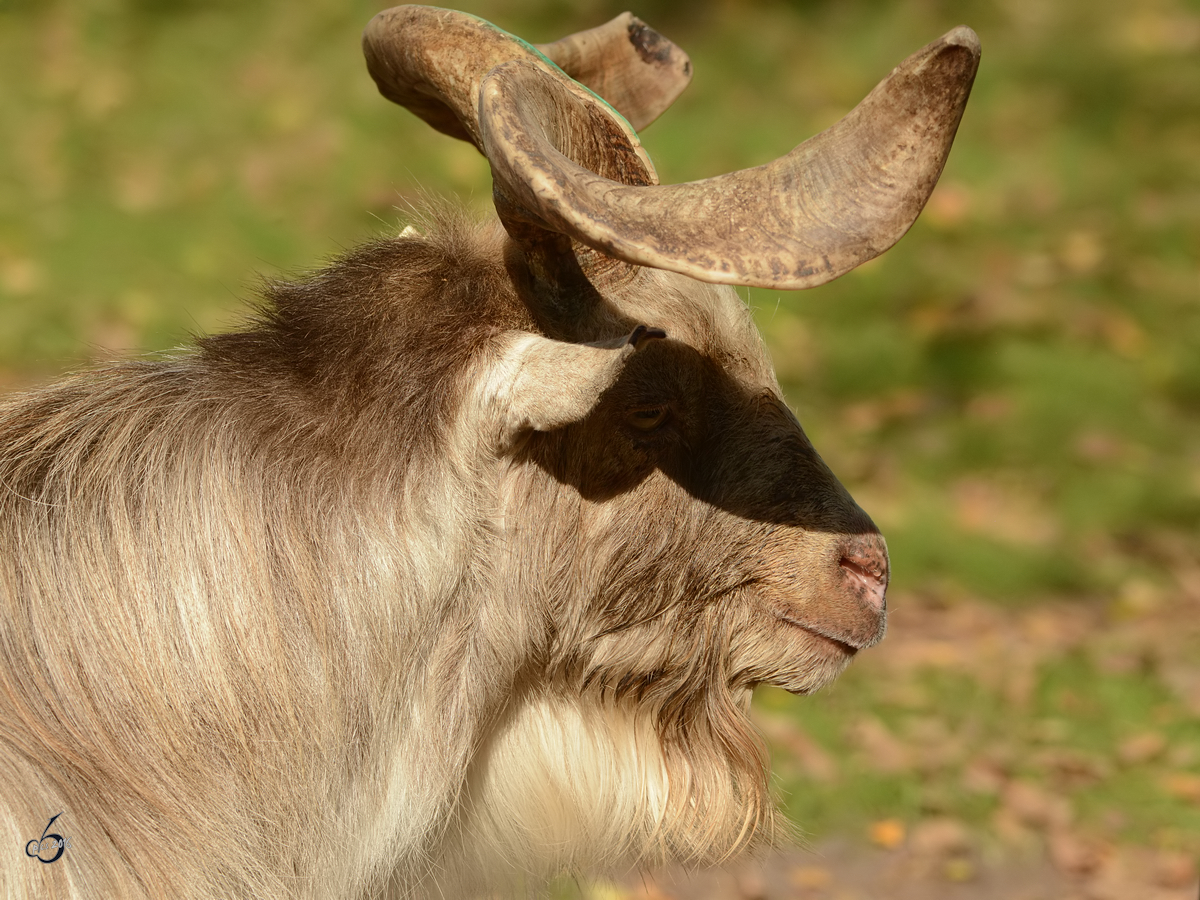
(772, 611, 860, 656)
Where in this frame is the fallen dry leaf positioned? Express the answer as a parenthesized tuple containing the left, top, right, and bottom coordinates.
(941, 857, 977, 883)
(1079, 845, 1200, 900)
(1161, 772, 1200, 803)
(952, 476, 1059, 545)
(869, 818, 906, 850)
(850, 716, 912, 774)
(1032, 747, 1112, 790)
(924, 180, 972, 229)
(1152, 849, 1198, 889)
(991, 807, 1039, 849)
(960, 758, 1008, 801)
(787, 865, 833, 890)
(1161, 662, 1200, 716)
(910, 817, 972, 858)
(1167, 743, 1198, 768)
(1048, 830, 1110, 876)
(755, 714, 840, 783)
(1001, 779, 1073, 831)
(1118, 731, 1168, 766)
(961, 756, 1008, 795)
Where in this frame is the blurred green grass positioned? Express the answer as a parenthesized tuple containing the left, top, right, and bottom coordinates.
(3, 0, 1197, 601)
(3, 0, 1199, 872)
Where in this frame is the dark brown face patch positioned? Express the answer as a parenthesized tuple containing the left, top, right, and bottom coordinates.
(523, 334, 874, 538)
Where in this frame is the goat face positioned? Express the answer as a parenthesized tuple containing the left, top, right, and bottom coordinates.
(501, 269, 887, 694)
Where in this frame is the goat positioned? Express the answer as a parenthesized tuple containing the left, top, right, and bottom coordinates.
(0, 7, 978, 898)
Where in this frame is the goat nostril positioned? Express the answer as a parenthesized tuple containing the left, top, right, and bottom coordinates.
(839, 555, 888, 611)
(839, 556, 884, 583)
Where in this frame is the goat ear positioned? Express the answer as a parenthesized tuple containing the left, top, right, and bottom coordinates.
(485, 326, 666, 446)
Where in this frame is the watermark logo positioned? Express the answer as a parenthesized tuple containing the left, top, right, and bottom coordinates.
(24, 813, 70, 864)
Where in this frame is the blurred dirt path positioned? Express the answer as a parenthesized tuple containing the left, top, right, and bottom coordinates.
(628, 843, 1068, 900)
(622, 838, 1197, 900)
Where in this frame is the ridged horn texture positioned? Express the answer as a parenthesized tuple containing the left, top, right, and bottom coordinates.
(364, 6, 981, 291)
(363, 5, 670, 181)
(534, 12, 693, 132)
(482, 27, 980, 289)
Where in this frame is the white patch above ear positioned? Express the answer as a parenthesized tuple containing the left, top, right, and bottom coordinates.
(481, 326, 665, 447)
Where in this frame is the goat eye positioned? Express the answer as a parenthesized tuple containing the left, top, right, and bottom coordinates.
(627, 405, 669, 432)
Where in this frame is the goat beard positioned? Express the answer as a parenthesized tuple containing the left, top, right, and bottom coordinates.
(435, 671, 786, 894)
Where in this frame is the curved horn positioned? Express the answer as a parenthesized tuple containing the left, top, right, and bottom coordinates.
(363, 5, 689, 307)
(535, 13, 693, 132)
(480, 26, 981, 290)
(363, 5, 559, 149)
(362, 5, 664, 183)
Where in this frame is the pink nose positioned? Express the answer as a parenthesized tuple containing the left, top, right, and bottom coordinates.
(839, 535, 889, 612)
